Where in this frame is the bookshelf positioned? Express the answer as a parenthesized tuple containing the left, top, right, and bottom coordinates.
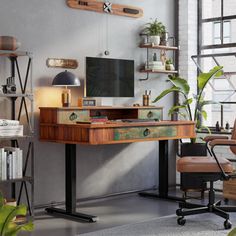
(0, 50, 34, 217)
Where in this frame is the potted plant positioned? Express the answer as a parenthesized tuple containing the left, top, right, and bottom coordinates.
(0, 192, 34, 236)
(165, 59, 175, 71)
(144, 19, 166, 45)
(153, 66, 223, 191)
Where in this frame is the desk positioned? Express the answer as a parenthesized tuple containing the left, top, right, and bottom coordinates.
(39, 107, 195, 222)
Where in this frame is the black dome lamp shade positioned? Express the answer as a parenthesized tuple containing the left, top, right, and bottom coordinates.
(52, 70, 80, 107)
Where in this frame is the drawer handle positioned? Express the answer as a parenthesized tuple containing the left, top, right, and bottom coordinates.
(147, 111, 153, 118)
(69, 112, 78, 121)
(143, 128, 151, 137)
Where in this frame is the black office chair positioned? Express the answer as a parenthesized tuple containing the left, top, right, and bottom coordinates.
(176, 120, 236, 229)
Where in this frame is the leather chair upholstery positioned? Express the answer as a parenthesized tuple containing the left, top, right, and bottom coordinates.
(176, 119, 236, 230)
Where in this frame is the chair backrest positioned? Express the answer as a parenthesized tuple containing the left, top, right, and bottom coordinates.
(231, 119, 236, 154)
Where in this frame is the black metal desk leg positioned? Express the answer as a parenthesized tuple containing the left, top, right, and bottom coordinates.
(159, 140, 169, 197)
(139, 140, 184, 202)
(66, 143, 76, 213)
(45, 144, 98, 222)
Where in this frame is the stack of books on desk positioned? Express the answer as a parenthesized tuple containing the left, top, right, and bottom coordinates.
(0, 119, 23, 137)
(0, 147, 23, 180)
(90, 116, 108, 123)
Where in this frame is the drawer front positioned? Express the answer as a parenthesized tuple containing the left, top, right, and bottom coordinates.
(57, 110, 90, 124)
(114, 126, 177, 141)
(138, 109, 163, 120)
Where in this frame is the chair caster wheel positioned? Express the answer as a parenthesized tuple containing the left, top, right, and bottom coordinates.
(177, 217, 186, 226)
(224, 220, 232, 230)
(176, 209, 182, 216)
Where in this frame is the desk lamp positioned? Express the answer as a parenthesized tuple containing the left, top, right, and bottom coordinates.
(52, 70, 80, 107)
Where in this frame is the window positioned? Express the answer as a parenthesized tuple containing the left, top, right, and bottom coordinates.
(213, 21, 231, 45)
(198, 0, 236, 127)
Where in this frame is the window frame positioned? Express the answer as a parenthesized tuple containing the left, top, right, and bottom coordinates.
(197, 0, 236, 127)
(198, 0, 236, 50)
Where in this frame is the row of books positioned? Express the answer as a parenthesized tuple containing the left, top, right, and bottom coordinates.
(0, 119, 23, 137)
(0, 147, 23, 180)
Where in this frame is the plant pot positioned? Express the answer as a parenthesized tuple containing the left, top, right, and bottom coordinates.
(149, 35, 160, 45)
(166, 64, 175, 71)
(160, 32, 169, 46)
(180, 143, 207, 191)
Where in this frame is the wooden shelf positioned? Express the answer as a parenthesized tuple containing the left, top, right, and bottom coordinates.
(140, 69, 178, 74)
(139, 44, 178, 50)
(0, 176, 32, 184)
(0, 93, 33, 98)
(0, 134, 34, 140)
(0, 50, 31, 57)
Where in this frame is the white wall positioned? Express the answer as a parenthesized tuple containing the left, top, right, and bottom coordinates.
(0, 0, 176, 206)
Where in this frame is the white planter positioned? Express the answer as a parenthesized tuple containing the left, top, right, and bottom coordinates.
(149, 35, 160, 45)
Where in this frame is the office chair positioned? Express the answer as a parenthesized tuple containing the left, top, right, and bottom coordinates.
(176, 120, 236, 229)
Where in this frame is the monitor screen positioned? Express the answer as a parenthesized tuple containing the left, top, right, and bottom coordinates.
(86, 57, 134, 97)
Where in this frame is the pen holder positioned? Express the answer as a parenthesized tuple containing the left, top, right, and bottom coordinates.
(143, 95, 150, 106)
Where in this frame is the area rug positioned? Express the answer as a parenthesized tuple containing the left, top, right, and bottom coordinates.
(80, 214, 235, 236)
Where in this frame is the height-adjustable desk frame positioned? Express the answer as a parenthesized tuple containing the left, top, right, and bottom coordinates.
(39, 107, 195, 222)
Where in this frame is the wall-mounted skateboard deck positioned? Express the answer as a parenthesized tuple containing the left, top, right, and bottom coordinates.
(67, 0, 143, 18)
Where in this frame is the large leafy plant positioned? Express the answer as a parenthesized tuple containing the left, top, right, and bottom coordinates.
(153, 66, 223, 143)
(0, 192, 33, 236)
(144, 19, 166, 36)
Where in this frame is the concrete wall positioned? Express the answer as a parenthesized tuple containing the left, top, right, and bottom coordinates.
(0, 0, 176, 206)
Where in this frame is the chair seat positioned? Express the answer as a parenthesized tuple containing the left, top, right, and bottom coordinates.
(177, 156, 233, 173)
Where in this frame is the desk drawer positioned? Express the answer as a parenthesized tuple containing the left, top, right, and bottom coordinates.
(138, 109, 163, 120)
(114, 126, 177, 141)
(57, 110, 90, 124)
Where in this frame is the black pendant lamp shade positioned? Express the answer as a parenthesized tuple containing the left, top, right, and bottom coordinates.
(52, 70, 80, 87)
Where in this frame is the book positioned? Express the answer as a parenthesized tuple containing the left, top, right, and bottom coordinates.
(90, 116, 108, 123)
(0, 125, 23, 136)
(0, 119, 20, 126)
(1, 150, 7, 180)
(0, 147, 23, 180)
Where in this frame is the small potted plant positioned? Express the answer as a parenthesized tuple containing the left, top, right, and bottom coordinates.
(165, 59, 175, 71)
(144, 19, 166, 45)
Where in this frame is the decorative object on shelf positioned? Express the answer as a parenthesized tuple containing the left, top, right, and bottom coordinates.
(143, 90, 151, 106)
(145, 60, 165, 71)
(160, 50, 167, 65)
(0, 192, 34, 236)
(46, 58, 78, 69)
(225, 121, 230, 131)
(78, 97, 96, 107)
(67, 0, 143, 18)
(2, 77, 16, 94)
(215, 121, 220, 132)
(153, 53, 157, 61)
(143, 19, 166, 46)
(165, 59, 175, 71)
(160, 32, 169, 46)
(0, 36, 20, 51)
(52, 70, 80, 107)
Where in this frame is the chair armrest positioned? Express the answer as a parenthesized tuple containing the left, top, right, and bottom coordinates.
(203, 135, 229, 143)
(209, 139, 236, 147)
